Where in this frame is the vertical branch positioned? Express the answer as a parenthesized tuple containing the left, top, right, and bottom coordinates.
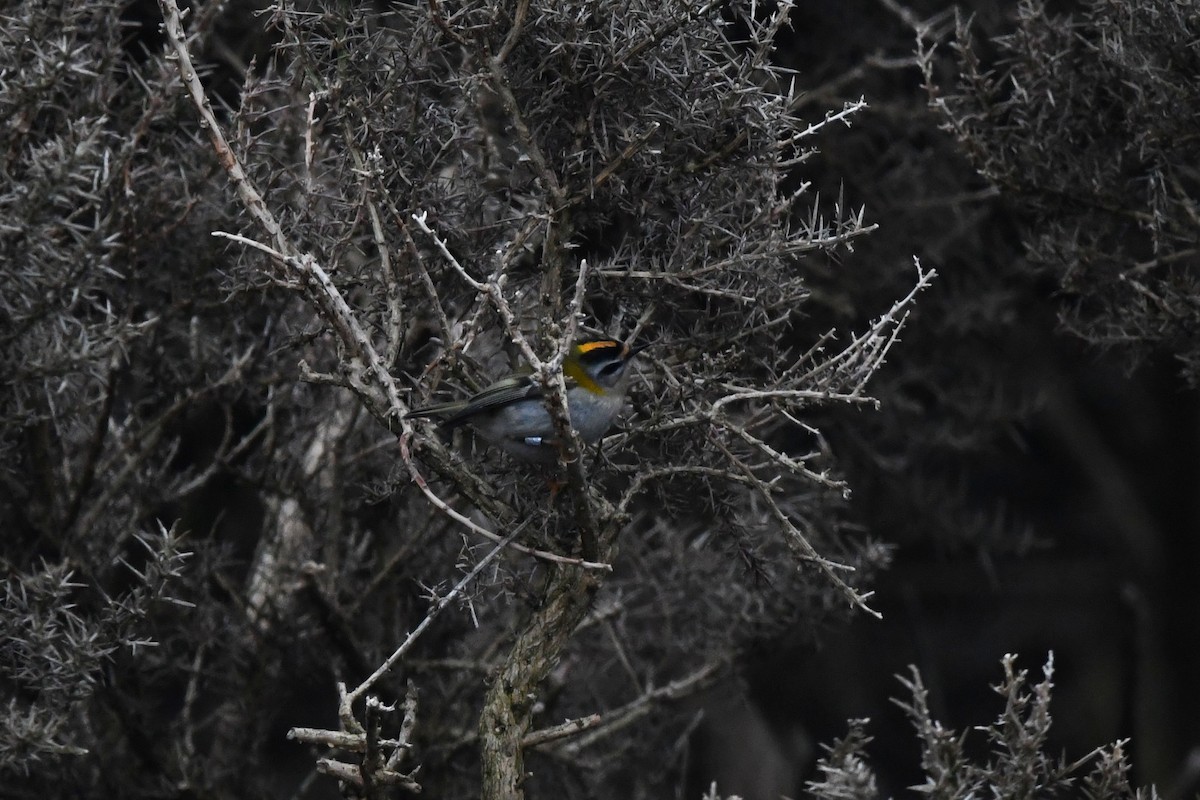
(484, 43, 570, 327)
(479, 545, 615, 799)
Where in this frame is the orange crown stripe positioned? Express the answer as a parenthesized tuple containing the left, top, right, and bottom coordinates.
(576, 340, 618, 353)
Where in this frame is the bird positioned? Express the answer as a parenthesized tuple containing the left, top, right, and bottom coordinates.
(405, 338, 646, 463)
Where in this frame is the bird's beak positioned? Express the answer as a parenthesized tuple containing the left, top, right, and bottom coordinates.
(626, 341, 653, 359)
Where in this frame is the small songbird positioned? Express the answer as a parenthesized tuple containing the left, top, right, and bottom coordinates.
(405, 339, 645, 463)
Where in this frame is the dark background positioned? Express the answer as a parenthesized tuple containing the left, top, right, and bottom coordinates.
(693, 0, 1200, 795)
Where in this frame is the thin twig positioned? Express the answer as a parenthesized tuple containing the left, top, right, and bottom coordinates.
(496, 0, 530, 64)
(346, 519, 527, 705)
(399, 434, 612, 571)
(709, 433, 879, 617)
(522, 714, 603, 748)
(562, 122, 662, 208)
(556, 660, 727, 755)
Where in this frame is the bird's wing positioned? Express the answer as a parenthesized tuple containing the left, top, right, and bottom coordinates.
(409, 372, 581, 427)
(439, 375, 544, 427)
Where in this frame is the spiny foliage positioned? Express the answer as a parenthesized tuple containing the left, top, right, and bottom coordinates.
(924, 0, 1200, 381)
(802, 655, 1155, 800)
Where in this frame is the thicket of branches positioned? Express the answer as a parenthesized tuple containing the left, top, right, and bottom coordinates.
(1, 0, 915, 795)
(1, 0, 1179, 798)
(920, 0, 1200, 380)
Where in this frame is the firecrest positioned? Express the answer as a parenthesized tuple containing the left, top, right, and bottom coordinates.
(406, 339, 645, 463)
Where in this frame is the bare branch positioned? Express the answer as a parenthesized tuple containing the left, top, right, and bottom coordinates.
(346, 517, 528, 705)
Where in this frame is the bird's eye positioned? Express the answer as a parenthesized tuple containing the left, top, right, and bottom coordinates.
(599, 361, 624, 378)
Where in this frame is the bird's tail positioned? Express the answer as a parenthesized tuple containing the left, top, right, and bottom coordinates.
(404, 400, 465, 421)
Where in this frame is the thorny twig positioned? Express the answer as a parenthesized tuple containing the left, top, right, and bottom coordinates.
(345, 523, 527, 705)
